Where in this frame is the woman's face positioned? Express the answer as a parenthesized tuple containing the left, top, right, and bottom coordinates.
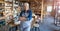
(24, 3, 29, 11)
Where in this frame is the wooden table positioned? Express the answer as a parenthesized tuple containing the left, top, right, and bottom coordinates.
(7, 22, 20, 31)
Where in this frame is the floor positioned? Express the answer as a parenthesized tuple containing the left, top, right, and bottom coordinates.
(31, 15, 60, 31)
(0, 15, 60, 31)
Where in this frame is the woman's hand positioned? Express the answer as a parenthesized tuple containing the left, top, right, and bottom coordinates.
(19, 17, 26, 21)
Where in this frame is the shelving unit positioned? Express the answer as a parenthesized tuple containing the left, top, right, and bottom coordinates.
(0, 0, 44, 22)
(30, 2, 41, 15)
(30, 0, 44, 22)
(4, 0, 13, 15)
(0, 1, 5, 17)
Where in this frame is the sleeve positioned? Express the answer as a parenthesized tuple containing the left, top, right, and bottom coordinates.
(19, 11, 23, 17)
(28, 10, 32, 21)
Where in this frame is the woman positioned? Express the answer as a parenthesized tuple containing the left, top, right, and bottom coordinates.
(19, 2, 32, 31)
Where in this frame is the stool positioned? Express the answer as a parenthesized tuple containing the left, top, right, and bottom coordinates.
(33, 24, 40, 31)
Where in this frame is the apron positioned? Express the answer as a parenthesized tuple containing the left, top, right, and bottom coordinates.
(20, 12, 31, 31)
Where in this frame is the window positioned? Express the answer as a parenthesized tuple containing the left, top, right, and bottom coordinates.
(47, 6, 52, 12)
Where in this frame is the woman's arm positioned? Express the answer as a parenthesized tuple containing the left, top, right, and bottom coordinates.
(28, 10, 32, 21)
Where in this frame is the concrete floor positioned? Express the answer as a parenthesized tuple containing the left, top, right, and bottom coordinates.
(39, 16, 60, 31)
(0, 15, 60, 31)
(31, 15, 60, 31)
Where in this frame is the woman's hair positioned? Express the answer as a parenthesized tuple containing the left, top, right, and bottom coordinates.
(24, 2, 30, 8)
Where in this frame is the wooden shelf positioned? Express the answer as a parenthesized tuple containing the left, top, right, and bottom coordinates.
(0, 1, 5, 3)
(0, 2, 5, 16)
(5, 1, 13, 3)
(30, 1, 42, 15)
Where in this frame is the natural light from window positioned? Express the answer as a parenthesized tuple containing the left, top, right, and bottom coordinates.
(47, 6, 52, 12)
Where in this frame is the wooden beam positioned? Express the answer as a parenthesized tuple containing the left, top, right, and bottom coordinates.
(41, 0, 44, 22)
(0, 0, 4, 1)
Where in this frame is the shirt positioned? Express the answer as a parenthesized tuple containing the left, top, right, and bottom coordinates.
(19, 9, 32, 21)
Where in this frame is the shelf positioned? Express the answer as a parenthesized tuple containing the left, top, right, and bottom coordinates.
(5, 6, 12, 7)
(30, 1, 42, 15)
(0, 1, 5, 3)
(0, 7, 4, 8)
(35, 13, 41, 14)
(5, 0, 13, 3)
(4, 0, 13, 17)
(0, 2, 5, 16)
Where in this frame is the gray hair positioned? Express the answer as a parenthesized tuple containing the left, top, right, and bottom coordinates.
(24, 2, 29, 7)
